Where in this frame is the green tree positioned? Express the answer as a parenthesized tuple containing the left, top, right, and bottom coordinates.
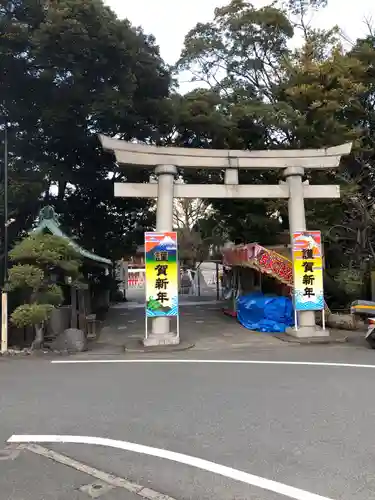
(0, 0, 171, 260)
(173, 1, 297, 243)
(323, 35, 375, 279)
(7, 233, 81, 349)
(174, 0, 375, 278)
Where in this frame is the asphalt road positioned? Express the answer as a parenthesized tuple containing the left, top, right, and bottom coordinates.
(2, 347, 375, 500)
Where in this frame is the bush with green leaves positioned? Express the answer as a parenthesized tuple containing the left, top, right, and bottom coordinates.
(11, 304, 55, 329)
(8, 233, 82, 349)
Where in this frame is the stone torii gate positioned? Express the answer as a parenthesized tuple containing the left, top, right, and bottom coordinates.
(99, 135, 352, 346)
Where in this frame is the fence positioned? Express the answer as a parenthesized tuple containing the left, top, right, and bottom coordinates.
(125, 265, 223, 299)
(127, 269, 146, 289)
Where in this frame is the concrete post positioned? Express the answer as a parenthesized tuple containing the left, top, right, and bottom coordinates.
(224, 168, 239, 185)
(284, 166, 328, 338)
(143, 164, 179, 347)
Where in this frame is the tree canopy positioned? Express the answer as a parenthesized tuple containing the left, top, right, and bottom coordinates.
(0, 0, 171, 265)
(171, 0, 375, 276)
(2, 0, 375, 299)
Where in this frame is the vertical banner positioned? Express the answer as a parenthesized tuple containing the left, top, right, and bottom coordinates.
(145, 232, 178, 317)
(292, 231, 324, 311)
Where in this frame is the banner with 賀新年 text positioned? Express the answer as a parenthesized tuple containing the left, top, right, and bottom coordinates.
(292, 231, 324, 311)
(145, 232, 178, 317)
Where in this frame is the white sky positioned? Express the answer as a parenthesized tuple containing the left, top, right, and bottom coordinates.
(105, 0, 374, 66)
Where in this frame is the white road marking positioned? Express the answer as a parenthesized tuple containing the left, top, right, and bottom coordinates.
(51, 359, 375, 368)
(8, 434, 333, 500)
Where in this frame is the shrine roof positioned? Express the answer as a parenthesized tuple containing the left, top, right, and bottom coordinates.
(32, 206, 112, 267)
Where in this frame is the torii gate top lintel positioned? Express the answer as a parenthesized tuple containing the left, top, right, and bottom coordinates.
(99, 134, 352, 170)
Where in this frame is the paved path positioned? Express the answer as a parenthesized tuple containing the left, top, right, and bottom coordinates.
(97, 300, 285, 352)
(2, 345, 375, 499)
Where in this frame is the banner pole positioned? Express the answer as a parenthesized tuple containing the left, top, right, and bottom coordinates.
(1, 291, 8, 353)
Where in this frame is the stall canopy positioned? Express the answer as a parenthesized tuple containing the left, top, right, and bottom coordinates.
(222, 243, 293, 287)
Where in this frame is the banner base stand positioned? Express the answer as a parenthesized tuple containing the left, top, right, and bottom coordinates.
(143, 333, 180, 347)
(125, 339, 193, 353)
(286, 325, 330, 338)
(276, 331, 348, 344)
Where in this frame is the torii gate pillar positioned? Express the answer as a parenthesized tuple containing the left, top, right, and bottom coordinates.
(144, 164, 178, 347)
(284, 166, 316, 336)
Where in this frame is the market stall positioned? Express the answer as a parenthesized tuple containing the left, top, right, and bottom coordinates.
(222, 243, 293, 313)
(221, 243, 295, 331)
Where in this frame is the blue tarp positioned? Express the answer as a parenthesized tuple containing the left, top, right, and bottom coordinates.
(236, 292, 295, 333)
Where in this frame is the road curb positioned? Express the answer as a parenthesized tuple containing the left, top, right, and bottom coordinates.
(19, 443, 177, 500)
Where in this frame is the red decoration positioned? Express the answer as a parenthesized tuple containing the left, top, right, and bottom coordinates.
(223, 243, 293, 287)
(257, 250, 293, 285)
